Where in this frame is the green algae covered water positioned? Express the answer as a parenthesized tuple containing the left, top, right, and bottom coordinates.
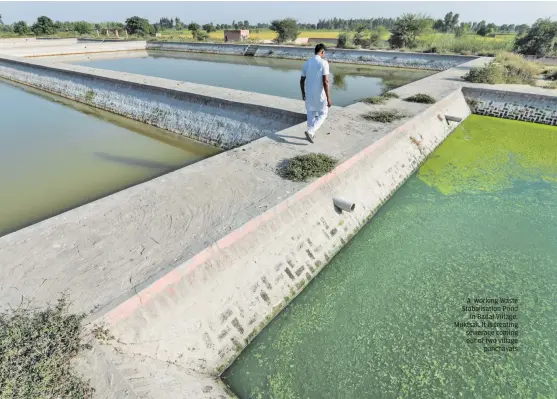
(223, 115, 557, 398)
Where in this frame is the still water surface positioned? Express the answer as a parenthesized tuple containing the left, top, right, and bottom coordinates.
(71, 51, 433, 106)
(224, 116, 557, 398)
(0, 79, 219, 236)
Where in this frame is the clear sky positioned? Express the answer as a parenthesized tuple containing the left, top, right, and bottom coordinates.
(1, 1, 556, 25)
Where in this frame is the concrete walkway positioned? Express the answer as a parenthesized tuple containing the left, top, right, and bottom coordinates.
(0, 56, 491, 318)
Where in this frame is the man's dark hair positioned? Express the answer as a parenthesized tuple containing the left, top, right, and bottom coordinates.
(314, 43, 327, 54)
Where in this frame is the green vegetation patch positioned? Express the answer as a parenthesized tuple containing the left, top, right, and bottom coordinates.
(278, 153, 337, 182)
(362, 110, 407, 123)
(418, 115, 557, 195)
(404, 93, 436, 104)
(464, 52, 543, 85)
(361, 95, 388, 105)
(361, 92, 400, 105)
(0, 297, 94, 399)
(381, 92, 400, 99)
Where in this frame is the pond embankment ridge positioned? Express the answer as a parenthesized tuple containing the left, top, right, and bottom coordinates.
(1, 39, 556, 398)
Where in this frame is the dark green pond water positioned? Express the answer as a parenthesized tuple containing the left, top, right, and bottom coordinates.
(223, 116, 557, 398)
(70, 51, 433, 106)
(0, 79, 219, 236)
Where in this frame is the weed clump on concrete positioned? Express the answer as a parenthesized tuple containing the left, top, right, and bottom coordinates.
(362, 95, 388, 105)
(278, 153, 337, 182)
(404, 93, 437, 104)
(361, 92, 400, 105)
(0, 296, 94, 399)
(381, 92, 400, 99)
(363, 110, 407, 123)
(463, 52, 543, 85)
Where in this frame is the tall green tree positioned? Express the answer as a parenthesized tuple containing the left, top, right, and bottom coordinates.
(516, 24, 530, 35)
(188, 22, 200, 32)
(13, 21, 31, 36)
(73, 21, 92, 35)
(476, 21, 491, 37)
(31, 16, 56, 36)
(270, 18, 299, 43)
(159, 17, 174, 30)
(443, 12, 459, 32)
(514, 18, 557, 57)
(202, 23, 216, 32)
(124, 16, 154, 36)
(388, 13, 430, 49)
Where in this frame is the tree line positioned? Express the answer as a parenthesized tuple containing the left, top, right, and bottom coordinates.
(1, 12, 554, 57)
(0, 12, 532, 37)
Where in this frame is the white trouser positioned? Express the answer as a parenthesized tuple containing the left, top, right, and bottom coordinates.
(306, 108, 328, 136)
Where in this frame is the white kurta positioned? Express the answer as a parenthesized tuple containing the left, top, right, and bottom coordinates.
(301, 55, 330, 112)
(301, 55, 330, 136)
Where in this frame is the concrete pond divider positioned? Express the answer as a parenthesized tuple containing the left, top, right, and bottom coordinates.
(77, 88, 471, 397)
(147, 41, 477, 71)
(0, 54, 305, 149)
(0, 39, 146, 57)
(2, 43, 557, 397)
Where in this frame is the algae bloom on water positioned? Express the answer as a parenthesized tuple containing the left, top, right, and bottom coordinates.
(223, 115, 557, 399)
(418, 115, 557, 195)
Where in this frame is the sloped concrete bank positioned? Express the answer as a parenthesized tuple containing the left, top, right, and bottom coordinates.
(147, 41, 476, 70)
(0, 55, 304, 149)
(463, 86, 557, 125)
(82, 88, 471, 398)
(0, 55, 490, 398)
(0, 38, 146, 57)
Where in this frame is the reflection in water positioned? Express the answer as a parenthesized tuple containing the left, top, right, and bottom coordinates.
(0, 79, 218, 236)
(332, 73, 347, 91)
(72, 51, 434, 107)
(94, 152, 177, 171)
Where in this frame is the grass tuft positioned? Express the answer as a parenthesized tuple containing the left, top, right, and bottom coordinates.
(361, 92, 400, 104)
(404, 94, 436, 104)
(362, 96, 388, 105)
(362, 110, 407, 123)
(381, 92, 400, 99)
(278, 153, 337, 182)
(0, 296, 94, 399)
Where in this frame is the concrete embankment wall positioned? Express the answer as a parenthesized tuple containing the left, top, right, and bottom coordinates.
(147, 41, 476, 70)
(0, 40, 146, 57)
(464, 86, 557, 125)
(0, 55, 304, 149)
(0, 37, 39, 46)
(96, 89, 471, 397)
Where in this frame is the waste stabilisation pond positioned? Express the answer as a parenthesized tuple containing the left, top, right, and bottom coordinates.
(68, 51, 434, 106)
(0, 79, 219, 236)
(223, 115, 557, 398)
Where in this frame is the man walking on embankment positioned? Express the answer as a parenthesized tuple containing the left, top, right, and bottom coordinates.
(300, 43, 332, 143)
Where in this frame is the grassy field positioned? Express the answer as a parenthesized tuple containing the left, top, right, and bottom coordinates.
(153, 29, 515, 55)
(0, 27, 517, 56)
(414, 32, 515, 54)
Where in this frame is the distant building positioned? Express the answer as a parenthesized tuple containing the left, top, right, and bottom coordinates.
(224, 30, 249, 42)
